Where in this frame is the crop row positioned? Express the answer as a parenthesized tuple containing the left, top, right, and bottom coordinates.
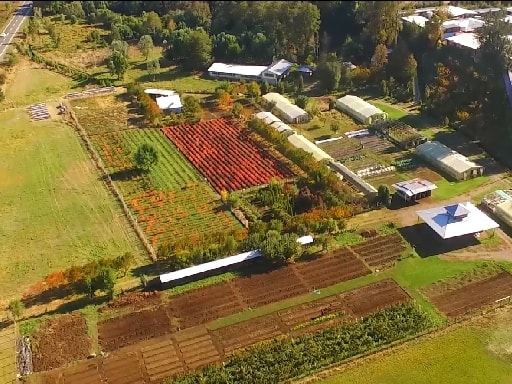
(161, 118, 295, 193)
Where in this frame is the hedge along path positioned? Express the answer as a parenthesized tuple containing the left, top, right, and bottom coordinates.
(65, 105, 155, 260)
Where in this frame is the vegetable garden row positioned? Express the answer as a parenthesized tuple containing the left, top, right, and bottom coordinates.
(161, 118, 296, 193)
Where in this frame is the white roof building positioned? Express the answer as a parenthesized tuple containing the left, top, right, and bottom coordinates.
(445, 5, 477, 18)
(402, 15, 429, 28)
(416, 202, 499, 239)
(335, 95, 388, 125)
(254, 111, 295, 135)
(207, 63, 268, 78)
(262, 92, 309, 124)
(481, 189, 512, 228)
(442, 18, 485, 33)
(392, 178, 437, 202)
(144, 89, 182, 112)
(415, 141, 484, 180)
(444, 33, 481, 50)
(287, 133, 332, 162)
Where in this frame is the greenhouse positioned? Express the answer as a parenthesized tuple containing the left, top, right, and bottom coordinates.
(335, 95, 388, 125)
(415, 141, 484, 181)
(262, 93, 310, 124)
(287, 133, 332, 162)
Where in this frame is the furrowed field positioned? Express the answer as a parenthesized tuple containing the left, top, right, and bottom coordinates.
(0, 108, 138, 301)
(70, 96, 241, 246)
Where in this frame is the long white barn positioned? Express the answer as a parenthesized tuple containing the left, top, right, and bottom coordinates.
(208, 59, 294, 85)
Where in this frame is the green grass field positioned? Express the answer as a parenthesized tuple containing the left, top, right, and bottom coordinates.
(70, 96, 241, 246)
(369, 101, 408, 120)
(319, 325, 512, 384)
(0, 109, 139, 300)
(431, 176, 491, 201)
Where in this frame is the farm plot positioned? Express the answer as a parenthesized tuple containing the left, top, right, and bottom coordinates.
(161, 118, 296, 193)
(168, 282, 245, 328)
(102, 352, 145, 384)
(98, 308, 174, 352)
(31, 314, 91, 372)
(174, 327, 222, 371)
(140, 339, 184, 382)
(359, 133, 403, 160)
(350, 234, 407, 269)
(72, 97, 241, 246)
(426, 271, 512, 318)
(294, 247, 371, 289)
(319, 137, 363, 160)
(0, 325, 16, 384)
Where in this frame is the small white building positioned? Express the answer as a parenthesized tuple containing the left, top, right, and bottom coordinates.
(287, 133, 332, 162)
(207, 59, 294, 85)
(254, 111, 295, 136)
(415, 141, 484, 180)
(262, 92, 309, 124)
(401, 15, 429, 28)
(444, 32, 481, 50)
(260, 59, 294, 85)
(335, 95, 387, 125)
(144, 89, 182, 113)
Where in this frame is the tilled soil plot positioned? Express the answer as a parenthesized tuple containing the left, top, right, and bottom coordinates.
(294, 247, 371, 289)
(99, 291, 164, 313)
(32, 313, 91, 372)
(427, 271, 512, 318)
(350, 234, 406, 269)
(168, 281, 244, 328)
(342, 279, 411, 318)
(98, 308, 174, 352)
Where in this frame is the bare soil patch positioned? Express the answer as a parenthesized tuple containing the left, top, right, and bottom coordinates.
(32, 313, 91, 372)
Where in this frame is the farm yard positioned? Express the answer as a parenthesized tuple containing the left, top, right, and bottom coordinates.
(161, 118, 297, 193)
(70, 96, 242, 246)
(28, 279, 411, 384)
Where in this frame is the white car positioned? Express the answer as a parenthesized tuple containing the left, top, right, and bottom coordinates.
(0, 33, 6, 38)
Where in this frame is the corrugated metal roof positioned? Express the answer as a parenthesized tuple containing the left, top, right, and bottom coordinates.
(262, 93, 309, 121)
(392, 178, 438, 197)
(336, 95, 386, 123)
(415, 141, 482, 175)
(287, 134, 332, 162)
(208, 62, 267, 77)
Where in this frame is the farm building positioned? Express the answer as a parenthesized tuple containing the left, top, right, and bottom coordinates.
(335, 95, 388, 125)
(207, 63, 268, 82)
(392, 178, 438, 203)
(415, 141, 484, 180)
(254, 111, 295, 136)
(207, 59, 293, 85)
(329, 161, 378, 199)
(262, 93, 310, 124)
(481, 189, 512, 228)
(416, 202, 499, 239)
(144, 89, 182, 113)
(287, 133, 332, 162)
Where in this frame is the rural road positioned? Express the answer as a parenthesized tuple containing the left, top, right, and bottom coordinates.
(0, 1, 32, 61)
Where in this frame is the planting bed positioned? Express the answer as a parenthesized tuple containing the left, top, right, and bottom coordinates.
(36, 280, 409, 383)
(72, 98, 241, 246)
(161, 118, 296, 193)
(32, 314, 91, 372)
(427, 271, 512, 318)
(294, 247, 371, 289)
(319, 137, 363, 160)
(350, 234, 407, 269)
(98, 308, 174, 352)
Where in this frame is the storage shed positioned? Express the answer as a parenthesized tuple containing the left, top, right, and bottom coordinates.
(287, 133, 332, 162)
(335, 95, 388, 125)
(392, 178, 437, 203)
(415, 141, 484, 180)
(481, 189, 512, 228)
(262, 92, 310, 124)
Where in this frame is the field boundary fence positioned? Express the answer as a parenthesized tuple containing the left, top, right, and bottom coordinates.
(67, 108, 156, 261)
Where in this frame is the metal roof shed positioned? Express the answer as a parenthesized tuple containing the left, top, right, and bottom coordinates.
(262, 93, 310, 124)
(392, 178, 437, 202)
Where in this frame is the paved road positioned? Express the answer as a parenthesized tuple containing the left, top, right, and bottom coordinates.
(0, 1, 32, 61)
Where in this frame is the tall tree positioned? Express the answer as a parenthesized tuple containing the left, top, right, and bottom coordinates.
(147, 58, 160, 81)
(107, 50, 129, 80)
(184, 28, 213, 71)
(138, 35, 154, 60)
(357, 1, 404, 47)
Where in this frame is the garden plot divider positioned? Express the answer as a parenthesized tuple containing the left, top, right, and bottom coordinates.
(67, 108, 156, 260)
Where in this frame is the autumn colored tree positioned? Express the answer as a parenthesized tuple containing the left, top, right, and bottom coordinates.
(232, 102, 243, 118)
(220, 189, 229, 203)
(44, 271, 67, 289)
(217, 91, 233, 110)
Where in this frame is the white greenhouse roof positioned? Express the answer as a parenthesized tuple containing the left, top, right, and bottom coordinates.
(160, 250, 262, 283)
(417, 202, 499, 239)
(416, 141, 482, 175)
(287, 133, 332, 162)
(402, 15, 428, 27)
(336, 95, 386, 122)
(156, 94, 182, 110)
(145, 88, 176, 96)
(262, 93, 308, 120)
(446, 5, 477, 17)
(265, 59, 294, 75)
(254, 111, 294, 134)
(297, 235, 314, 245)
(445, 33, 480, 50)
(208, 62, 267, 77)
(392, 178, 437, 197)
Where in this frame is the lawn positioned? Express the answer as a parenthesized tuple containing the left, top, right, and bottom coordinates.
(431, 176, 491, 201)
(297, 109, 360, 142)
(70, 96, 241, 246)
(319, 325, 512, 384)
(369, 101, 407, 120)
(3, 60, 76, 106)
(0, 109, 139, 300)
